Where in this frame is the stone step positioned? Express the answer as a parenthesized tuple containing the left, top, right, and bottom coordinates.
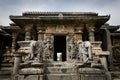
(44, 62, 78, 74)
(0, 70, 12, 74)
(0, 63, 13, 67)
(45, 74, 78, 80)
(45, 67, 77, 74)
(0, 67, 12, 71)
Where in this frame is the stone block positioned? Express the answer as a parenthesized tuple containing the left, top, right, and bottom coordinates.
(19, 68, 43, 74)
(46, 67, 77, 74)
(18, 75, 43, 80)
(79, 68, 107, 80)
(45, 74, 78, 80)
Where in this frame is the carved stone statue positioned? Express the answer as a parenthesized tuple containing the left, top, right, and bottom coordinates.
(79, 41, 92, 63)
(25, 40, 44, 63)
(67, 35, 78, 59)
(44, 36, 53, 59)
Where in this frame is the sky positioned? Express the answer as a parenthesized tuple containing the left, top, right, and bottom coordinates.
(0, 0, 120, 26)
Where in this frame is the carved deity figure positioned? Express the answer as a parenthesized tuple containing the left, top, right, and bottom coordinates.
(44, 36, 53, 59)
(25, 40, 44, 63)
(79, 41, 92, 63)
(67, 35, 78, 59)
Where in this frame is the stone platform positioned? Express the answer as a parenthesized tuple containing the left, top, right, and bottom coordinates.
(43, 62, 107, 80)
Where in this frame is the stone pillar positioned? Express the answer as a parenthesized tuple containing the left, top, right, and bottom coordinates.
(37, 31, 44, 41)
(95, 51, 109, 71)
(100, 56, 108, 71)
(75, 26, 84, 42)
(36, 25, 45, 41)
(87, 24, 95, 42)
(104, 28, 113, 70)
(13, 52, 21, 75)
(25, 24, 33, 41)
(11, 32, 18, 52)
(66, 33, 75, 61)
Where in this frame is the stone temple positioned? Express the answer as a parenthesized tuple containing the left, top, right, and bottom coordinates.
(0, 12, 120, 80)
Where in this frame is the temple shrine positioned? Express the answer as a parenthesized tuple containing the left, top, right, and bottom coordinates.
(0, 12, 120, 80)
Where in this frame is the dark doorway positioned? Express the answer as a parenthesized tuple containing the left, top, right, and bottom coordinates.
(54, 36, 66, 61)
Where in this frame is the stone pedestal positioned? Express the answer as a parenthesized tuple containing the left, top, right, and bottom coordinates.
(18, 63, 44, 80)
(91, 41, 109, 70)
(17, 41, 32, 61)
(96, 51, 110, 71)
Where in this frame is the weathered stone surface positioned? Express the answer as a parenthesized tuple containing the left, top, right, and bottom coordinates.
(45, 74, 78, 80)
(18, 75, 43, 80)
(0, 12, 113, 80)
(19, 68, 43, 74)
(79, 68, 107, 80)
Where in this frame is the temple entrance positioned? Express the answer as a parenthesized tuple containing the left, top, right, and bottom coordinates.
(54, 36, 66, 61)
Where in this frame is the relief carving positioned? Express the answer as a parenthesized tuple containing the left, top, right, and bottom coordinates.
(78, 41, 93, 63)
(67, 35, 78, 59)
(44, 35, 53, 59)
(25, 40, 44, 63)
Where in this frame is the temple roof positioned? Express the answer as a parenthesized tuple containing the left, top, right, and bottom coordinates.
(9, 12, 110, 27)
(0, 25, 21, 33)
(0, 28, 10, 36)
(22, 12, 98, 16)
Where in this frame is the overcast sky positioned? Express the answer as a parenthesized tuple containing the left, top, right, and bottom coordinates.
(0, 0, 120, 26)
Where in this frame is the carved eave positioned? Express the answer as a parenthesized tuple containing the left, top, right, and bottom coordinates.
(9, 12, 110, 28)
(1, 25, 22, 33)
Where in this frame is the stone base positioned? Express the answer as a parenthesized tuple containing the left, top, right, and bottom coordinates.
(17, 67, 44, 80)
(0, 70, 11, 80)
(19, 68, 43, 75)
(18, 75, 43, 80)
(79, 68, 107, 80)
(45, 74, 78, 80)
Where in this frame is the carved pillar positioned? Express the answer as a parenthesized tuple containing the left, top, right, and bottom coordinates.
(25, 24, 33, 41)
(36, 24, 45, 41)
(66, 33, 75, 61)
(87, 24, 95, 42)
(11, 32, 18, 52)
(75, 26, 84, 42)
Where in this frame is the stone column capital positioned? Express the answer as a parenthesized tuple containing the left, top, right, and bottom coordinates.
(25, 24, 33, 31)
(86, 23, 95, 42)
(36, 26, 45, 33)
(12, 32, 18, 38)
(86, 23, 95, 29)
(75, 26, 84, 33)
